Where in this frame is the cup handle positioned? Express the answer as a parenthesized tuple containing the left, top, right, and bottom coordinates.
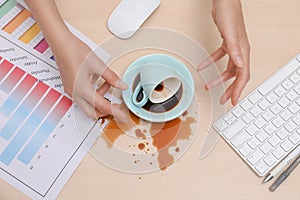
(132, 82, 148, 107)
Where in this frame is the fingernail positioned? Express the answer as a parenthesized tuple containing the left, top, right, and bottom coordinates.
(117, 80, 128, 89)
(235, 56, 245, 67)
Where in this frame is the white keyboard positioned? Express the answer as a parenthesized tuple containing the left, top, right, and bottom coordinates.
(213, 54, 300, 176)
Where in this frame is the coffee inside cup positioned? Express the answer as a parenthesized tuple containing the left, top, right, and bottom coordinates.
(133, 74, 183, 113)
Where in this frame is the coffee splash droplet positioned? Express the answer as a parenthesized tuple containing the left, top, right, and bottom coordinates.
(138, 143, 145, 150)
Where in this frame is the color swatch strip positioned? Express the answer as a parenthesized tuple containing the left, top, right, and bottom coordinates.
(0, 0, 17, 19)
(0, 67, 25, 93)
(2, 8, 31, 34)
(0, 60, 14, 80)
(0, 74, 36, 116)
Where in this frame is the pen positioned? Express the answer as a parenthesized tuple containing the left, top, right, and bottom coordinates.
(269, 155, 300, 192)
(263, 145, 300, 183)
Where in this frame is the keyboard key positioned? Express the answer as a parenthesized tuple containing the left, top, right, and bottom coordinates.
(297, 98, 300, 106)
(245, 124, 258, 136)
(272, 147, 285, 159)
(281, 140, 293, 152)
(232, 106, 244, 118)
(240, 100, 253, 111)
(276, 129, 290, 140)
(248, 138, 260, 149)
(294, 85, 300, 95)
(231, 131, 251, 148)
(264, 154, 277, 167)
(262, 110, 275, 122)
(224, 113, 236, 125)
(293, 114, 300, 125)
(214, 119, 228, 132)
(272, 116, 285, 128)
(260, 142, 272, 154)
(264, 124, 277, 135)
(288, 102, 300, 114)
(289, 72, 300, 83)
(248, 91, 263, 104)
(285, 121, 297, 132)
(247, 149, 264, 165)
(266, 92, 278, 104)
(250, 106, 263, 117)
(274, 85, 287, 97)
(289, 133, 300, 145)
(286, 90, 298, 101)
(278, 97, 291, 108)
(282, 79, 294, 90)
(268, 135, 281, 147)
(256, 131, 268, 142)
(222, 120, 246, 140)
(254, 117, 266, 129)
(225, 117, 236, 125)
(280, 110, 293, 121)
(255, 161, 269, 175)
(242, 113, 254, 124)
(270, 103, 283, 114)
(239, 145, 252, 157)
(258, 99, 270, 110)
(224, 112, 234, 122)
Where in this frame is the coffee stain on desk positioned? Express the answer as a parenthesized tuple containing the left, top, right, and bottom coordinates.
(151, 117, 195, 170)
(100, 111, 196, 171)
(101, 111, 140, 148)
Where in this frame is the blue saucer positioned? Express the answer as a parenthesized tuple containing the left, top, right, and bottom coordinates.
(122, 54, 194, 122)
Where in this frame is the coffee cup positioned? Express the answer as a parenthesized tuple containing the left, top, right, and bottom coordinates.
(132, 63, 182, 107)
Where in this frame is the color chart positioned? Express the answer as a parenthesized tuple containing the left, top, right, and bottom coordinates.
(0, 0, 55, 60)
(0, 0, 110, 199)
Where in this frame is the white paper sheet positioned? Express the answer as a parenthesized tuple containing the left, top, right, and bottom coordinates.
(0, 0, 111, 199)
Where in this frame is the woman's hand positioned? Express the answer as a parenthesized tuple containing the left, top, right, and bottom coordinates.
(25, 0, 128, 121)
(53, 33, 128, 121)
(198, 0, 250, 106)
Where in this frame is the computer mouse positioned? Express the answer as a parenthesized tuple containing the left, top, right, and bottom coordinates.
(107, 0, 161, 39)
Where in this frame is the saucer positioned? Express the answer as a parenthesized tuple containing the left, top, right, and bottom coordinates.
(122, 54, 194, 122)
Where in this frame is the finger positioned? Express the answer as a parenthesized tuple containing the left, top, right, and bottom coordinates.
(220, 83, 235, 105)
(226, 42, 245, 68)
(101, 67, 128, 90)
(197, 47, 226, 71)
(83, 86, 128, 122)
(205, 60, 235, 90)
(230, 67, 250, 105)
(96, 82, 110, 96)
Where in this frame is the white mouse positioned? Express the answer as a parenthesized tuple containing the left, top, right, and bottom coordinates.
(107, 0, 161, 39)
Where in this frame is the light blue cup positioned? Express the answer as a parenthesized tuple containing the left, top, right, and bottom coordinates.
(122, 54, 194, 122)
(131, 63, 182, 108)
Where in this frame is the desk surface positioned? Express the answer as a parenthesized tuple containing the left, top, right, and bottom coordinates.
(1, 0, 300, 199)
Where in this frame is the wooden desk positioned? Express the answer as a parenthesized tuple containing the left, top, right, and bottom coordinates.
(1, 0, 300, 199)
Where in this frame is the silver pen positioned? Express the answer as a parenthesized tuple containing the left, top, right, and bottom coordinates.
(264, 145, 300, 183)
(269, 155, 300, 192)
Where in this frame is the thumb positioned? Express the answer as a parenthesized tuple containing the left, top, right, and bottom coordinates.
(226, 43, 245, 68)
